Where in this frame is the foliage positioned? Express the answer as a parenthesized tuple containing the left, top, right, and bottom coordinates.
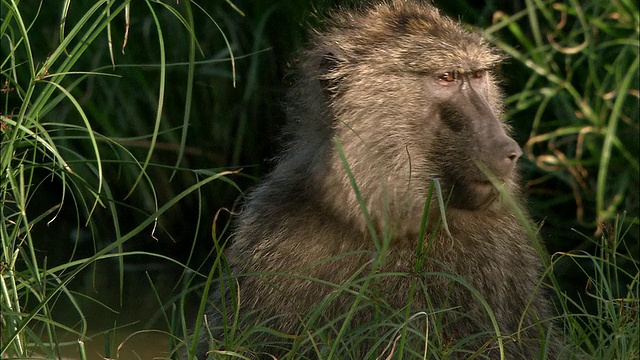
(1, 0, 240, 357)
(551, 214, 639, 359)
(484, 0, 639, 245)
(1, 0, 638, 359)
(184, 222, 638, 360)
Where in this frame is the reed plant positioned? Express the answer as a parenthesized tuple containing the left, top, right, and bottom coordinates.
(1, 0, 637, 359)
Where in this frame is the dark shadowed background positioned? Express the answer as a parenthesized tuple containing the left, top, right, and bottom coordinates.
(1, 0, 637, 358)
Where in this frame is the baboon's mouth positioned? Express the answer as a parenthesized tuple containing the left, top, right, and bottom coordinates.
(471, 178, 505, 188)
(467, 180, 501, 209)
(471, 179, 503, 197)
(471, 180, 494, 188)
(473, 180, 492, 185)
(470, 181, 494, 196)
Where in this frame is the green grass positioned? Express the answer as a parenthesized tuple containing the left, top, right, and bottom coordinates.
(484, 0, 639, 235)
(181, 164, 636, 360)
(551, 214, 639, 359)
(1, 0, 241, 358)
(1, 0, 638, 359)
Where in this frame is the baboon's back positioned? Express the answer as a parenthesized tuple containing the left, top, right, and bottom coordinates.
(190, 1, 563, 358)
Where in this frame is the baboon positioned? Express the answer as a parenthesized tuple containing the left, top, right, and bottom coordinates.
(188, 1, 567, 358)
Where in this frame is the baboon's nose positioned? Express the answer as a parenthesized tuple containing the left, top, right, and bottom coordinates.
(494, 140, 522, 177)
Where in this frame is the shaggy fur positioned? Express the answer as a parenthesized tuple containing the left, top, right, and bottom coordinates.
(188, 1, 564, 358)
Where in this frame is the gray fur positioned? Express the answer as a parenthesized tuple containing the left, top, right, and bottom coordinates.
(188, 1, 564, 358)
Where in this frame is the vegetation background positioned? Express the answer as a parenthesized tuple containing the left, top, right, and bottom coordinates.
(1, 0, 638, 359)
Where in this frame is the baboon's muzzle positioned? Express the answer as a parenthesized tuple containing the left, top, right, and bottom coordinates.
(442, 81, 522, 179)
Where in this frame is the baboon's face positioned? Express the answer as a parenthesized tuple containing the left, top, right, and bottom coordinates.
(427, 69, 522, 210)
(318, 3, 522, 212)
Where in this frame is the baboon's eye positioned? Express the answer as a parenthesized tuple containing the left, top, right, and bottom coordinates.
(438, 71, 458, 84)
(471, 70, 486, 79)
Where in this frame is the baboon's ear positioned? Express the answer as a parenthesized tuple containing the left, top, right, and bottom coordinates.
(319, 52, 339, 73)
(319, 52, 341, 96)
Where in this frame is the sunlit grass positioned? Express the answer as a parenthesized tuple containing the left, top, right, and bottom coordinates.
(485, 0, 639, 229)
(2, 0, 637, 359)
(1, 0, 239, 358)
